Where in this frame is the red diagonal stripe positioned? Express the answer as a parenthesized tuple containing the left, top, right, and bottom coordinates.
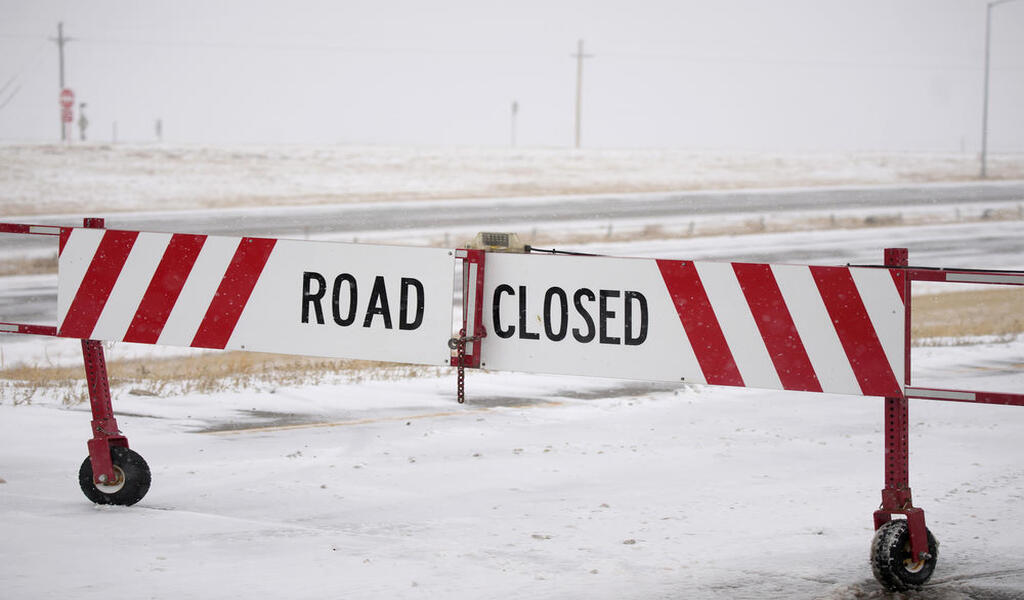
(733, 263, 822, 393)
(58, 227, 71, 256)
(123, 233, 207, 344)
(59, 230, 139, 339)
(657, 259, 743, 387)
(889, 268, 906, 303)
(810, 266, 901, 397)
(191, 237, 277, 349)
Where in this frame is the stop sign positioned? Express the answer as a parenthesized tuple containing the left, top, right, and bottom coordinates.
(60, 88, 74, 109)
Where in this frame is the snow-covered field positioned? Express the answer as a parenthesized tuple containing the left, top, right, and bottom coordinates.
(3, 143, 1024, 216)
(1, 145, 1023, 599)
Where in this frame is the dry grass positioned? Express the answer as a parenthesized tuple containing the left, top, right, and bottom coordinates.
(0, 253, 57, 277)
(912, 287, 1024, 345)
(0, 351, 446, 406)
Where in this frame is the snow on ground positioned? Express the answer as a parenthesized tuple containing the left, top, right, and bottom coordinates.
(2, 344, 1023, 599)
(1, 146, 1023, 598)
(3, 143, 1024, 216)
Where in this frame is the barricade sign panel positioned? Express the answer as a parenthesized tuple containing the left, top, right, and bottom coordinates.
(479, 252, 905, 397)
(57, 228, 454, 365)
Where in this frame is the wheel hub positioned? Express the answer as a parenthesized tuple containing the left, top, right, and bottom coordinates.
(95, 466, 126, 494)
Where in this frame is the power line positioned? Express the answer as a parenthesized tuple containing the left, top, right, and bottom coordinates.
(4, 31, 1015, 71)
(0, 43, 47, 112)
(71, 36, 549, 57)
(77, 37, 1024, 70)
(0, 82, 22, 111)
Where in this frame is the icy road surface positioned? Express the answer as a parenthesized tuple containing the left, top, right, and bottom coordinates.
(2, 346, 1023, 599)
(1, 180, 1022, 252)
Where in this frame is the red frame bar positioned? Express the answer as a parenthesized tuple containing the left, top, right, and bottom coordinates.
(906, 267, 1024, 286)
(1, 218, 131, 485)
(906, 386, 1024, 407)
(0, 323, 57, 336)
(873, 248, 931, 563)
(0, 223, 63, 236)
(902, 264, 1024, 407)
(450, 249, 487, 369)
(82, 337, 127, 484)
(0, 222, 64, 337)
(871, 250, 1024, 562)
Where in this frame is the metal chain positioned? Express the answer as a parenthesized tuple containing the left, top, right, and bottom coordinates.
(456, 337, 466, 404)
(449, 333, 481, 404)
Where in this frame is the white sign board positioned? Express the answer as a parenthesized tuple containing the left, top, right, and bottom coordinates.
(58, 228, 454, 365)
(477, 252, 905, 398)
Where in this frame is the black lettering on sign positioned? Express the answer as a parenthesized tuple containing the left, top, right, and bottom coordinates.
(543, 287, 568, 341)
(572, 288, 596, 343)
(599, 289, 621, 345)
(490, 284, 648, 346)
(302, 272, 327, 324)
(364, 276, 393, 329)
(624, 290, 648, 346)
(300, 271, 426, 331)
(332, 274, 357, 326)
(400, 277, 424, 330)
(518, 285, 540, 340)
(493, 284, 515, 338)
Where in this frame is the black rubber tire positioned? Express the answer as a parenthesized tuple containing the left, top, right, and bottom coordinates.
(78, 446, 151, 506)
(871, 519, 938, 591)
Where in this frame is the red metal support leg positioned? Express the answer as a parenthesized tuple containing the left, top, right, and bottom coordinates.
(79, 217, 128, 485)
(83, 338, 127, 485)
(873, 248, 930, 563)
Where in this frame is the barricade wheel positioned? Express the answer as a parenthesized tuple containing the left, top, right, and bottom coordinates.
(78, 447, 151, 506)
(870, 519, 938, 591)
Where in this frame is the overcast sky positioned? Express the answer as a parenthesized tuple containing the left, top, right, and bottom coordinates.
(1, 0, 1022, 152)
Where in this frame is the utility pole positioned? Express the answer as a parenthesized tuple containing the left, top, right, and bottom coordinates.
(51, 22, 72, 141)
(510, 100, 518, 147)
(980, 0, 1023, 178)
(571, 39, 592, 149)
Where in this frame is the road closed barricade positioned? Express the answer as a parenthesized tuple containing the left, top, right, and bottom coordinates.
(2, 219, 1022, 592)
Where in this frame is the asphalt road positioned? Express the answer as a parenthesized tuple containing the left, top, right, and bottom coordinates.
(2, 180, 1023, 247)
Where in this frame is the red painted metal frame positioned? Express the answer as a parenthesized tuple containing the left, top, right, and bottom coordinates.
(0, 323, 58, 336)
(449, 249, 487, 369)
(871, 249, 1024, 562)
(904, 387, 1024, 407)
(0, 223, 63, 236)
(82, 337, 128, 484)
(871, 248, 932, 564)
(0, 222, 62, 338)
(0, 218, 127, 484)
(905, 267, 1024, 286)
(902, 263, 1024, 407)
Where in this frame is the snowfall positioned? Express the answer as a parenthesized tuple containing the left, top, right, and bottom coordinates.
(1, 144, 1023, 599)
